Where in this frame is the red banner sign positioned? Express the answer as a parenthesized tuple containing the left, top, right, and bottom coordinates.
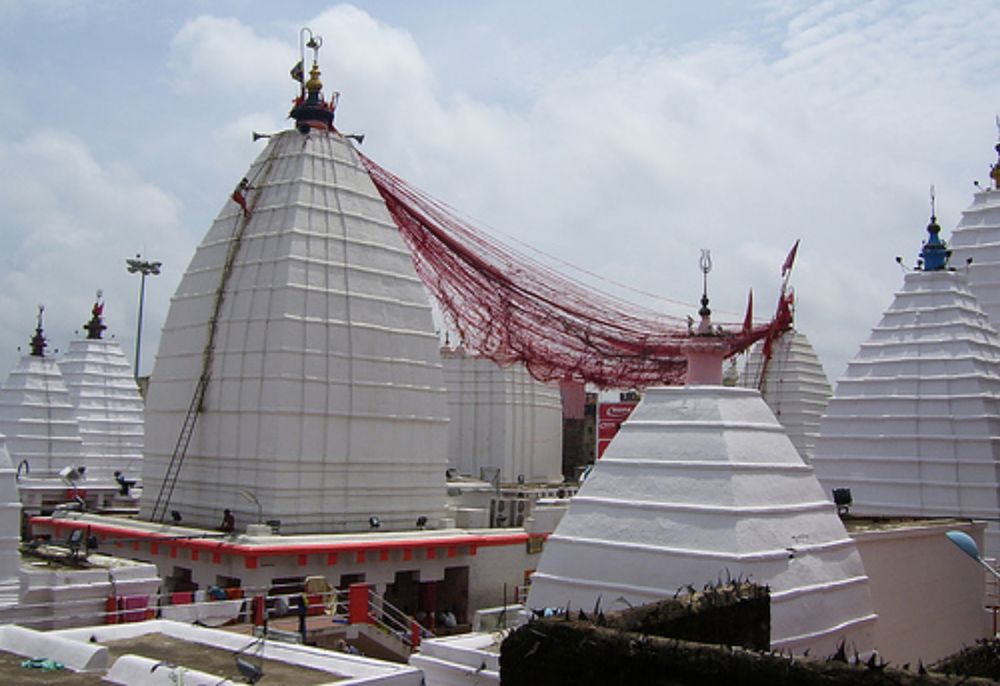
(596, 401, 638, 458)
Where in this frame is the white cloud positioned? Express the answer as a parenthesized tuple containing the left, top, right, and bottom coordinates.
(168, 15, 295, 96)
(144, 2, 1000, 384)
(0, 131, 188, 376)
(0, 0, 1000, 388)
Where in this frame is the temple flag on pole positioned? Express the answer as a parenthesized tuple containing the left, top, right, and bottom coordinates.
(290, 60, 304, 83)
(782, 239, 800, 278)
(742, 289, 753, 334)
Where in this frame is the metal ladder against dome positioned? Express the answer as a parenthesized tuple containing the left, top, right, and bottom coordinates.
(149, 148, 278, 523)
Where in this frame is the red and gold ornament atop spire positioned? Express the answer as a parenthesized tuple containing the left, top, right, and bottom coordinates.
(289, 28, 338, 133)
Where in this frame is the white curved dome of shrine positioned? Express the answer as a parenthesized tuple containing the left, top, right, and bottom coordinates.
(58, 333, 144, 481)
(441, 347, 563, 483)
(142, 126, 449, 533)
(740, 329, 832, 464)
(949, 179, 1000, 328)
(813, 264, 1000, 553)
(527, 385, 876, 656)
(0, 348, 83, 479)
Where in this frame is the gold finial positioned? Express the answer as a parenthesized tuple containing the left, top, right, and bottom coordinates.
(306, 62, 323, 93)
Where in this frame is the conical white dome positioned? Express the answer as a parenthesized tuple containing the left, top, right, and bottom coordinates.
(813, 268, 1000, 553)
(0, 354, 83, 478)
(59, 337, 143, 481)
(142, 128, 449, 533)
(528, 385, 876, 655)
(740, 330, 832, 464)
(950, 185, 1000, 328)
(441, 347, 563, 483)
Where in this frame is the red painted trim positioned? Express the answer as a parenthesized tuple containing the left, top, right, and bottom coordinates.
(297, 554, 308, 567)
(327, 553, 337, 565)
(379, 550, 388, 562)
(150, 543, 159, 555)
(28, 516, 539, 565)
(212, 551, 221, 564)
(356, 551, 365, 564)
(191, 550, 200, 561)
(447, 547, 456, 558)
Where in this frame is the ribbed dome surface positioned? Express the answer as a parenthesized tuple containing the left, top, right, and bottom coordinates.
(0, 355, 83, 477)
(951, 188, 1000, 327)
(59, 338, 143, 481)
(813, 269, 1000, 553)
(142, 129, 449, 532)
(528, 385, 875, 655)
(741, 330, 832, 464)
(441, 348, 563, 483)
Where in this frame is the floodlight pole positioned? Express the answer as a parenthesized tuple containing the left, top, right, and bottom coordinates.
(126, 254, 162, 379)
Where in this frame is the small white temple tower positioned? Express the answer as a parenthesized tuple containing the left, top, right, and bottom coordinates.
(440, 345, 563, 483)
(527, 253, 876, 655)
(814, 205, 1000, 553)
(949, 131, 1000, 328)
(741, 330, 833, 464)
(58, 296, 144, 483)
(0, 308, 84, 480)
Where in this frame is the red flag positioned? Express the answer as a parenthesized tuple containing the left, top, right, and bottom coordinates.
(742, 289, 753, 334)
(781, 239, 800, 277)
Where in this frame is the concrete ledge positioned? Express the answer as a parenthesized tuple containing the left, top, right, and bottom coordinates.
(106, 654, 222, 686)
(0, 624, 108, 671)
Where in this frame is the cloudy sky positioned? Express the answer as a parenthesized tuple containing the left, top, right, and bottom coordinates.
(0, 0, 997, 383)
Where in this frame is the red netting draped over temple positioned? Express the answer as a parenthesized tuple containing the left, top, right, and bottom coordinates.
(359, 153, 792, 388)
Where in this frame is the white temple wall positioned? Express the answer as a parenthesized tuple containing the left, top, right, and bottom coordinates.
(851, 521, 987, 665)
(7, 559, 160, 630)
(442, 351, 562, 483)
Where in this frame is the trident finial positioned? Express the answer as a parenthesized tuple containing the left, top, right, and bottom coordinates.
(697, 249, 713, 334)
